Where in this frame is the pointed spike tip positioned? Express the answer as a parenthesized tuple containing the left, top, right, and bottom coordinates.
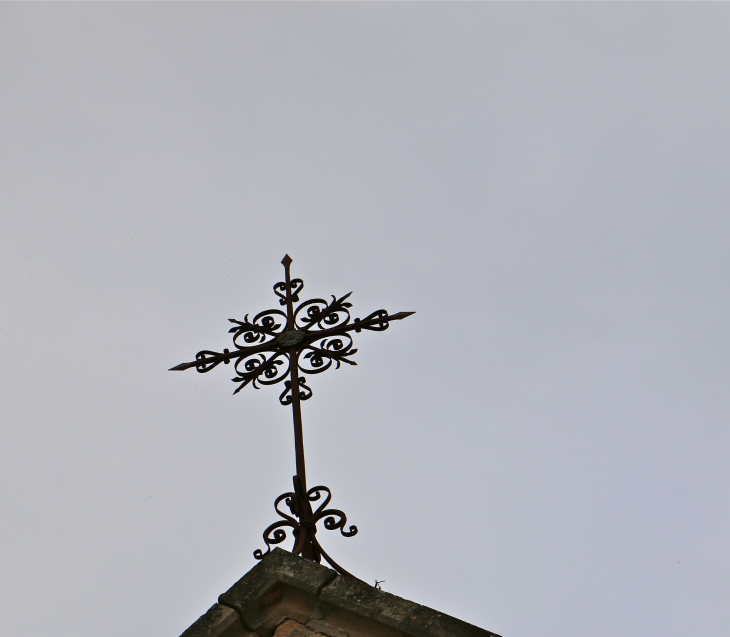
(169, 363, 188, 371)
(281, 254, 293, 267)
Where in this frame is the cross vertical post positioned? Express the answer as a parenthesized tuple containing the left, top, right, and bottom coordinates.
(280, 254, 315, 560)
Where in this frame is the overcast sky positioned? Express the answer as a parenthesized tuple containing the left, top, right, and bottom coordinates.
(1, 4, 728, 637)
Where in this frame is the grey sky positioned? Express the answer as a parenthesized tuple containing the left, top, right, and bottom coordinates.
(1, 4, 728, 637)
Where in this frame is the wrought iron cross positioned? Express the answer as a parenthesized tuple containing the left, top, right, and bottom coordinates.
(170, 255, 413, 579)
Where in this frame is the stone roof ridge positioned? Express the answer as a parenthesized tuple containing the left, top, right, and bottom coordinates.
(181, 548, 502, 637)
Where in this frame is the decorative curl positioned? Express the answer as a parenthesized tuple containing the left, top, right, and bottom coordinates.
(274, 278, 303, 306)
(353, 310, 390, 332)
(295, 293, 352, 331)
(228, 309, 286, 347)
(307, 486, 358, 537)
(231, 352, 290, 395)
(252, 491, 299, 559)
(279, 376, 313, 405)
(299, 334, 358, 374)
(194, 350, 228, 373)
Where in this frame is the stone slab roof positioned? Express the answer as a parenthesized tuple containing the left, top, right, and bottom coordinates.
(181, 549, 501, 637)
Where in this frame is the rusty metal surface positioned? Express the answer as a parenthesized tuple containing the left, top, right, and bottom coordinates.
(171, 255, 413, 581)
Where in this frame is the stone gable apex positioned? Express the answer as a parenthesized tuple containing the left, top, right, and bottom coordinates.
(181, 549, 501, 637)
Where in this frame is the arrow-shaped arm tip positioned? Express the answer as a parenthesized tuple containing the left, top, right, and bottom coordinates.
(169, 362, 191, 371)
(389, 311, 416, 321)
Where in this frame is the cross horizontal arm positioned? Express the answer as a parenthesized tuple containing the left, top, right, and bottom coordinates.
(168, 311, 415, 373)
(309, 310, 415, 340)
(168, 340, 274, 372)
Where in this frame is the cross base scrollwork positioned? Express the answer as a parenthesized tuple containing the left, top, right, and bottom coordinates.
(253, 477, 362, 581)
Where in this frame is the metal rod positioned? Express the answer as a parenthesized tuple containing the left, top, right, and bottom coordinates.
(282, 254, 295, 330)
(281, 255, 314, 560)
(289, 349, 307, 491)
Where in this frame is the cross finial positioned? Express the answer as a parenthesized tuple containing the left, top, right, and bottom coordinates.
(170, 256, 413, 580)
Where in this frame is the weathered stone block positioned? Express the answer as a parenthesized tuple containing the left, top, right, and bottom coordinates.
(180, 603, 255, 637)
